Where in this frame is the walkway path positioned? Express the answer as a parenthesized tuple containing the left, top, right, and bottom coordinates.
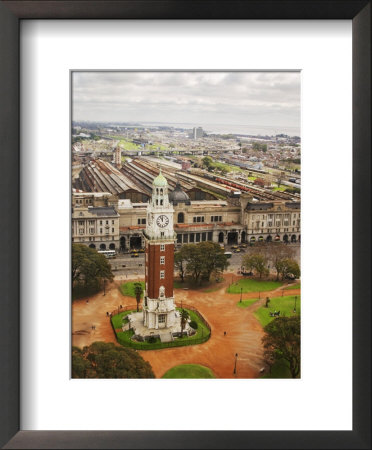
(72, 277, 300, 378)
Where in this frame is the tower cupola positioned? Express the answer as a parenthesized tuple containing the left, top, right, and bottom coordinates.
(151, 168, 170, 208)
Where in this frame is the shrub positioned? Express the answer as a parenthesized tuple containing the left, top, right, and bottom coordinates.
(189, 320, 198, 330)
(148, 336, 156, 344)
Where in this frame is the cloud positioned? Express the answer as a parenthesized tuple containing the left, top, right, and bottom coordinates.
(72, 71, 300, 133)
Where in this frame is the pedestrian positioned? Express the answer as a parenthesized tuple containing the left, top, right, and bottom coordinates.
(91, 325, 94, 330)
(224, 331, 227, 336)
(106, 312, 109, 317)
(86, 299, 89, 304)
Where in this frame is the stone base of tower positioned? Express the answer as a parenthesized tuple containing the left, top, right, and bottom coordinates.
(127, 311, 194, 342)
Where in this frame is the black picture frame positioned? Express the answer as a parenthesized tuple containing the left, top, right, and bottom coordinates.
(0, 1, 370, 449)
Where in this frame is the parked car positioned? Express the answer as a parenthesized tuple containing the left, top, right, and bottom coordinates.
(285, 273, 296, 280)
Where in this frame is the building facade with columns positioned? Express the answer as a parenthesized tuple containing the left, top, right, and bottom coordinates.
(72, 187, 300, 251)
(72, 202, 120, 250)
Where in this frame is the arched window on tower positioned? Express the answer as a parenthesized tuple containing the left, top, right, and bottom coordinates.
(156, 188, 159, 195)
(160, 199, 163, 206)
(178, 212, 185, 223)
(160, 188, 163, 195)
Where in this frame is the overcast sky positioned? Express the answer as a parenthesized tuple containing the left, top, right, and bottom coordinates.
(72, 71, 300, 133)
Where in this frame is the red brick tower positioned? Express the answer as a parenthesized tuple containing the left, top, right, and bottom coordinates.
(142, 170, 176, 329)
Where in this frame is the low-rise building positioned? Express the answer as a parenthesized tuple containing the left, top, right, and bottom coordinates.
(72, 203, 120, 250)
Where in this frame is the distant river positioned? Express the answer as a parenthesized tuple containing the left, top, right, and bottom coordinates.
(141, 122, 300, 137)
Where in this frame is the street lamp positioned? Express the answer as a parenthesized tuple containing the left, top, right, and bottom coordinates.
(103, 279, 106, 296)
(293, 296, 297, 313)
(233, 353, 238, 375)
(240, 287, 242, 303)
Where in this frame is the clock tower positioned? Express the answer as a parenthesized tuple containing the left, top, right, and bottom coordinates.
(142, 170, 176, 330)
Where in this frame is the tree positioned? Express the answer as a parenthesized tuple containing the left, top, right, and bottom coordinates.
(72, 244, 113, 292)
(198, 241, 229, 282)
(202, 156, 213, 169)
(277, 258, 300, 281)
(242, 253, 269, 278)
(175, 242, 229, 284)
(174, 247, 188, 282)
(180, 309, 189, 337)
(72, 342, 155, 378)
(251, 242, 295, 281)
(269, 243, 295, 281)
(276, 171, 285, 188)
(134, 282, 143, 312)
(262, 316, 301, 378)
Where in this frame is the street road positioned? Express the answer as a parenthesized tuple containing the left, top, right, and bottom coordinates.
(109, 243, 300, 277)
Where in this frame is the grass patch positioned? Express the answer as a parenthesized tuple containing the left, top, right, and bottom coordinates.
(111, 310, 134, 329)
(254, 295, 300, 327)
(114, 308, 210, 350)
(237, 299, 259, 308)
(227, 278, 282, 294)
(285, 283, 301, 290)
(119, 281, 145, 297)
(261, 359, 292, 379)
(273, 186, 287, 192)
(162, 364, 215, 379)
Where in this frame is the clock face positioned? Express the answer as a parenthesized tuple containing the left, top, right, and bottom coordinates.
(156, 215, 169, 228)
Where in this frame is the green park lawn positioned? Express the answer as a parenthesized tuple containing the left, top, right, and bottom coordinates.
(119, 281, 145, 297)
(114, 308, 210, 350)
(108, 136, 141, 150)
(148, 143, 168, 151)
(111, 310, 133, 329)
(285, 282, 301, 290)
(227, 278, 282, 294)
(162, 364, 215, 379)
(237, 299, 259, 308)
(254, 295, 301, 327)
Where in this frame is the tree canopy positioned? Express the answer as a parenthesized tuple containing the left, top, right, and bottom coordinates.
(262, 316, 301, 378)
(72, 244, 114, 291)
(174, 242, 229, 284)
(242, 253, 269, 278)
(245, 242, 299, 281)
(72, 342, 155, 378)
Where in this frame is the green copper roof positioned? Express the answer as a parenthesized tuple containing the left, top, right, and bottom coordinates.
(153, 169, 168, 187)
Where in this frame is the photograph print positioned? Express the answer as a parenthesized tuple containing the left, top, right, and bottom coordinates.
(71, 71, 301, 379)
